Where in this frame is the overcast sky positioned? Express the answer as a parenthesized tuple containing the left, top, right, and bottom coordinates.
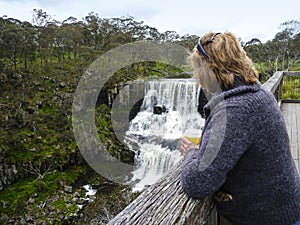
(0, 0, 299, 43)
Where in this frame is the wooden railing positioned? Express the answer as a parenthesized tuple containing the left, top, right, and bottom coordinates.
(108, 159, 214, 225)
(262, 71, 284, 101)
(108, 71, 299, 225)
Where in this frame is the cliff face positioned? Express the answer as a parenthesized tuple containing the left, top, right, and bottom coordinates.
(0, 162, 18, 191)
(0, 69, 82, 190)
(0, 64, 135, 223)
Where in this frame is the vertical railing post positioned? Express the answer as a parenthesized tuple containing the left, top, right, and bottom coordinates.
(274, 77, 283, 103)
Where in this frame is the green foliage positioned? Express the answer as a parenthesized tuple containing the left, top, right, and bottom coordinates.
(282, 75, 300, 100)
(0, 165, 90, 217)
(53, 198, 77, 214)
(244, 20, 300, 76)
(0, 177, 35, 213)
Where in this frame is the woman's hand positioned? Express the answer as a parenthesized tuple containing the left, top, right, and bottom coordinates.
(181, 137, 199, 157)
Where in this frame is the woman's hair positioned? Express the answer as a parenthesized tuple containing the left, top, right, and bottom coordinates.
(190, 32, 259, 93)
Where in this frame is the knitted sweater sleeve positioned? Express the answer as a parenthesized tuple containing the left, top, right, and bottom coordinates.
(181, 103, 254, 199)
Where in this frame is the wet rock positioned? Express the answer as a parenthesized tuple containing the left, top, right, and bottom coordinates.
(49, 212, 56, 218)
(0, 213, 8, 223)
(72, 197, 78, 204)
(76, 198, 88, 205)
(64, 185, 73, 193)
(19, 218, 27, 225)
(37, 221, 48, 225)
(0, 163, 19, 190)
(73, 191, 80, 197)
(25, 215, 35, 223)
(89, 195, 97, 202)
(1, 200, 7, 208)
(63, 196, 70, 202)
(48, 205, 55, 212)
(62, 93, 73, 104)
(29, 148, 37, 152)
(9, 218, 16, 224)
(59, 180, 66, 187)
(12, 73, 22, 79)
(32, 193, 38, 198)
(59, 82, 66, 88)
(0, 73, 8, 82)
(27, 107, 35, 114)
(28, 198, 35, 204)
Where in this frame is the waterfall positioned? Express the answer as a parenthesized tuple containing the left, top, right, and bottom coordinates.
(125, 78, 205, 192)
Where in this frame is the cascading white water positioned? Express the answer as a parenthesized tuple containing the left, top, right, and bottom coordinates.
(125, 78, 205, 192)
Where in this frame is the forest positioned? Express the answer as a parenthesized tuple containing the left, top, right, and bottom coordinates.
(0, 9, 300, 224)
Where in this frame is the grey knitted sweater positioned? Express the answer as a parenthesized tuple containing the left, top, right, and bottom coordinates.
(181, 82, 300, 225)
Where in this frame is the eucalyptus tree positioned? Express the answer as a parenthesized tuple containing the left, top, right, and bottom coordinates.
(0, 17, 36, 72)
(144, 26, 161, 40)
(20, 21, 37, 70)
(245, 20, 300, 76)
(160, 30, 180, 43)
(83, 12, 103, 51)
(0, 16, 8, 71)
(177, 34, 199, 50)
(279, 20, 300, 70)
(261, 20, 300, 74)
(32, 9, 54, 67)
(1, 18, 24, 72)
(61, 17, 84, 60)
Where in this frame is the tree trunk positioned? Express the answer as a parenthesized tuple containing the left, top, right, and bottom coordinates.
(13, 51, 17, 72)
(108, 161, 214, 225)
(24, 51, 27, 70)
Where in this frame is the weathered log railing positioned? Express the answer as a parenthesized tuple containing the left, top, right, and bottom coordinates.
(107, 159, 215, 225)
(262, 71, 284, 101)
(108, 71, 300, 225)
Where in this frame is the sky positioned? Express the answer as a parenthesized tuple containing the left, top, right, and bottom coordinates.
(0, 0, 299, 43)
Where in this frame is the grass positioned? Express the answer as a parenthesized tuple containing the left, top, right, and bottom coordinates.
(53, 198, 78, 213)
(282, 75, 300, 100)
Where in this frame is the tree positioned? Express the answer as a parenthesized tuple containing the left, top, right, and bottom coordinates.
(20, 21, 37, 70)
(32, 9, 54, 67)
(144, 25, 161, 40)
(244, 20, 300, 76)
(32, 9, 52, 27)
(0, 16, 9, 71)
(84, 12, 103, 50)
(279, 20, 300, 70)
(160, 30, 180, 42)
(62, 21, 83, 62)
(177, 34, 199, 50)
(1, 18, 24, 72)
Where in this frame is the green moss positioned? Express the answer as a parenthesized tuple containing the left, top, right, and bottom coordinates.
(5, 145, 36, 163)
(0, 177, 36, 216)
(0, 165, 91, 217)
(53, 198, 68, 210)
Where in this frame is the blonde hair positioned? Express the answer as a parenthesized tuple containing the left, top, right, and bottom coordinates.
(191, 32, 258, 93)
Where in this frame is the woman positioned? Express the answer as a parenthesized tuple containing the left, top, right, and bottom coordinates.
(181, 32, 300, 225)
